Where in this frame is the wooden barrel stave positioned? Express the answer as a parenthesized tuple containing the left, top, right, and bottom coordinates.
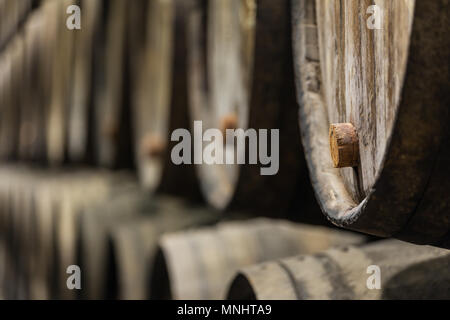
(68, 0, 104, 164)
(21, 9, 48, 162)
(42, 0, 72, 165)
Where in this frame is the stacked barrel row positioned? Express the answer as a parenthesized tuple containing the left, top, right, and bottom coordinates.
(0, 165, 370, 299)
(0, 0, 449, 300)
(2, 166, 448, 300)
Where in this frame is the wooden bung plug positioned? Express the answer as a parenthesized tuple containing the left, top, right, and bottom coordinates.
(329, 123, 359, 168)
(140, 133, 166, 158)
(103, 119, 119, 142)
(220, 113, 238, 135)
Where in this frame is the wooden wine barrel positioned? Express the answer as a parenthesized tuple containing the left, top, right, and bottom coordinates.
(77, 183, 146, 300)
(150, 219, 366, 299)
(46, 171, 131, 300)
(45, 0, 77, 165)
(106, 203, 217, 300)
(186, 0, 314, 215)
(228, 239, 450, 300)
(292, 1, 450, 246)
(130, 0, 200, 199)
(130, 0, 171, 190)
(28, 173, 59, 300)
(94, 0, 134, 169)
(68, 0, 103, 163)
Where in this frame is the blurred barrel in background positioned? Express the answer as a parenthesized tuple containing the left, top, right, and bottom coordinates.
(45, 0, 76, 165)
(292, 0, 450, 246)
(186, 0, 319, 219)
(131, 0, 200, 199)
(51, 171, 127, 299)
(94, 0, 134, 169)
(150, 219, 366, 299)
(228, 240, 450, 300)
(78, 182, 142, 300)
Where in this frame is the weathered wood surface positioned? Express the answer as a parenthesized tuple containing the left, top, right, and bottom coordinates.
(228, 239, 450, 300)
(150, 218, 365, 299)
(293, 0, 450, 246)
(187, 0, 315, 217)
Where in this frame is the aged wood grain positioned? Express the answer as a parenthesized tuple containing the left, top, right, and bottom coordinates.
(293, 0, 450, 246)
